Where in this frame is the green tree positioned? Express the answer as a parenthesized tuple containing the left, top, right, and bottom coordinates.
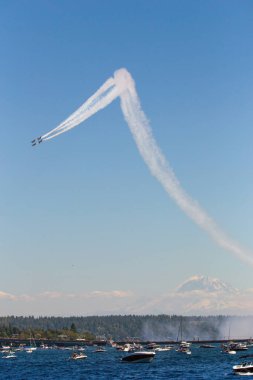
(70, 323, 77, 333)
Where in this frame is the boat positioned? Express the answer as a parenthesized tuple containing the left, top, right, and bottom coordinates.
(180, 341, 191, 348)
(221, 343, 236, 355)
(222, 347, 236, 355)
(199, 344, 216, 349)
(94, 348, 106, 353)
(176, 317, 191, 354)
(176, 337, 191, 354)
(70, 352, 87, 360)
(145, 342, 160, 350)
(25, 334, 37, 352)
(176, 345, 191, 355)
(233, 362, 253, 375)
(1, 345, 11, 350)
(155, 346, 173, 352)
(176, 341, 191, 354)
(121, 351, 155, 363)
(40, 343, 49, 349)
(2, 350, 16, 359)
(2, 353, 16, 359)
(230, 343, 248, 351)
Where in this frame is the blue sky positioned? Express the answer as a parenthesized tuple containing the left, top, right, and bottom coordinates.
(0, 0, 253, 315)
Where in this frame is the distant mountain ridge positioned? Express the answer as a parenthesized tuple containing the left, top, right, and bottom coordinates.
(176, 275, 238, 294)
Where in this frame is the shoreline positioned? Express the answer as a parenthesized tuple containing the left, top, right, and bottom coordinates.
(0, 337, 252, 347)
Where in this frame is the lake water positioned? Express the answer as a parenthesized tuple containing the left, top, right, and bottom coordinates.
(0, 344, 249, 379)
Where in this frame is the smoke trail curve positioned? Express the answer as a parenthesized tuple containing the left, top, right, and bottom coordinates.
(33, 68, 253, 267)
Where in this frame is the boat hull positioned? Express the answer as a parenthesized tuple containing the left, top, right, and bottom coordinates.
(122, 351, 155, 363)
(233, 363, 253, 375)
(71, 354, 87, 360)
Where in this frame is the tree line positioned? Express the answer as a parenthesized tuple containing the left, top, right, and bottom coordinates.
(0, 315, 251, 341)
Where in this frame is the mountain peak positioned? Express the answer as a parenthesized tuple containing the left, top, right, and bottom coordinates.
(176, 275, 238, 294)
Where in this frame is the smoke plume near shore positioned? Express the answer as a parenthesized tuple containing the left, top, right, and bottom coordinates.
(35, 68, 253, 267)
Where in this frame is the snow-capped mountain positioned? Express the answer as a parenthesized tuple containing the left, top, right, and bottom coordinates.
(125, 275, 243, 316)
(176, 275, 238, 294)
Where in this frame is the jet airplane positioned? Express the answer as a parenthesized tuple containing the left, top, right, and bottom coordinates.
(31, 137, 43, 146)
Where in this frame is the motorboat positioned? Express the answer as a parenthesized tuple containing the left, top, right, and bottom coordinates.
(199, 344, 215, 349)
(179, 341, 191, 349)
(71, 352, 87, 360)
(94, 348, 106, 353)
(145, 342, 160, 350)
(2, 353, 16, 359)
(40, 343, 49, 349)
(221, 344, 236, 355)
(233, 362, 253, 375)
(1, 345, 11, 350)
(121, 351, 155, 363)
(176, 340, 191, 354)
(222, 348, 236, 355)
(176, 346, 191, 355)
(122, 344, 134, 352)
(25, 345, 37, 352)
(26, 335, 37, 351)
(155, 346, 173, 352)
(230, 343, 248, 351)
(118, 343, 137, 352)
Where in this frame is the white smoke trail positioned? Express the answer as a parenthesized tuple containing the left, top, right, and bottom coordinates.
(34, 68, 253, 267)
(42, 77, 119, 141)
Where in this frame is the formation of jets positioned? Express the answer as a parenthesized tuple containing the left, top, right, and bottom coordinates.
(31, 137, 42, 146)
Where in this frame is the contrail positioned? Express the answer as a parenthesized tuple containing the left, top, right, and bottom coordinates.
(32, 68, 253, 267)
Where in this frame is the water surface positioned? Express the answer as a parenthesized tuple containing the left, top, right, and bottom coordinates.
(0, 344, 248, 379)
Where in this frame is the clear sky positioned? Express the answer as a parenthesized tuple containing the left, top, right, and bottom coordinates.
(0, 0, 253, 315)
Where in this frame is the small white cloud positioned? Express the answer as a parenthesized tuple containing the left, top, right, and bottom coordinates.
(39, 291, 64, 299)
(91, 290, 133, 298)
(0, 291, 16, 301)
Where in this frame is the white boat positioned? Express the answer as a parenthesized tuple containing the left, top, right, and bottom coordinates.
(176, 340, 191, 354)
(221, 344, 236, 355)
(233, 362, 253, 375)
(123, 344, 132, 352)
(25, 334, 37, 351)
(25, 346, 37, 351)
(70, 352, 87, 360)
(176, 346, 191, 355)
(180, 341, 191, 348)
(94, 348, 106, 353)
(230, 343, 248, 351)
(121, 351, 155, 363)
(2, 353, 16, 359)
(176, 317, 191, 354)
(40, 343, 49, 349)
(222, 348, 236, 355)
(1, 345, 11, 350)
(145, 342, 160, 350)
(155, 346, 173, 352)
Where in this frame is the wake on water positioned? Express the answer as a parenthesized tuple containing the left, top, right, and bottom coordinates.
(32, 68, 253, 267)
